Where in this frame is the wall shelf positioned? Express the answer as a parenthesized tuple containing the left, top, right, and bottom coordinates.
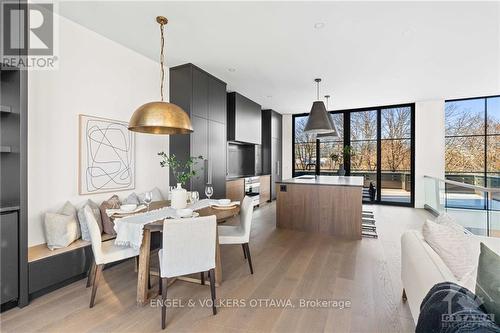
(0, 146, 12, 153)
(0, 105, 12, 113)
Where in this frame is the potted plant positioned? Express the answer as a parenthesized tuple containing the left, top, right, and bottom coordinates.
(158, 152, 203, 208)
(331, 145, 353, 176)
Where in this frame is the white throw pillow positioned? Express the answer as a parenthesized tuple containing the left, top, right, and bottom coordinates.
(60, 201, 81, 238)
(435, 213, 470, 235)
(44, 212, 79, 250)
(422, 219, 477, 281)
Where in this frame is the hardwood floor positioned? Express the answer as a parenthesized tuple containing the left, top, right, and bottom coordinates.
(0, 203, 431, 333)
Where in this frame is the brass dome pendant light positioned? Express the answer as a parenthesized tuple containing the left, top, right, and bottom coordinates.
(316, 95, 339, 139)
(128, 16, 193, 135)
(304, 78, 334, 134)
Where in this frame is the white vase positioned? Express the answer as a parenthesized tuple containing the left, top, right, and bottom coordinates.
(171, 183, 187, 209)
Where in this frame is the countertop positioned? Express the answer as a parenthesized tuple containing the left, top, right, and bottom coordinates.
(277, 175, 364, 187)
(226, 174, 270, 181)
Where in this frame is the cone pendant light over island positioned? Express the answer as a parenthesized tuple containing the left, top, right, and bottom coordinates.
(316, 95, 339, 139)
(304, 78, 333, 134)
(128, 16, 193, 135)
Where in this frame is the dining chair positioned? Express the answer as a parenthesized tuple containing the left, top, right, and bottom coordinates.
(83, 206, 140, 308)
(218, 196, 254, 274)
(158, 215, 217, 329)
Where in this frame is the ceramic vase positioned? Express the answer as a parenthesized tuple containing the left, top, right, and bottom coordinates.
(338, 164, 346, 176)
(171, 183, 187, 209)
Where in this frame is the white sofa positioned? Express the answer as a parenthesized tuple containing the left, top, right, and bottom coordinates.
(401, 230, 500, 324)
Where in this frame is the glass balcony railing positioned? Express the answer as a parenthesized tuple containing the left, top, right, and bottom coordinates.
(424, 175, 500, 237)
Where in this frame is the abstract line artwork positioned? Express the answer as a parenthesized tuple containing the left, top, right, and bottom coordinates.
(79, 115, 135, 195)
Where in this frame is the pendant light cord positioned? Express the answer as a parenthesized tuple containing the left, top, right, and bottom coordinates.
(159, 22, 165, 102)
(316, 81, 319, 100)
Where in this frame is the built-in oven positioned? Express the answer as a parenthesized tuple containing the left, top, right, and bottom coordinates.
(244, 176, 260, 207)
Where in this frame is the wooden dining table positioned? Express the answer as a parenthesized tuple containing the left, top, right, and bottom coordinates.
(132, 200, 240, 305)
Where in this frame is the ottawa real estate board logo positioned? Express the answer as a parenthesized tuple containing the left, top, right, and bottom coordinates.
(1, 2, 58, 70)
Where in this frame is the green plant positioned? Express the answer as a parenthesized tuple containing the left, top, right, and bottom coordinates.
(342, 145, 353, 161)
(157, 152, 204, 186)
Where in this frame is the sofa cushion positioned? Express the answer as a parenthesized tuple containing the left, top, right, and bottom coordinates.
(476, 242, 500, 325)
(422, 219, 477, 281)
(100, 195, 121, 236)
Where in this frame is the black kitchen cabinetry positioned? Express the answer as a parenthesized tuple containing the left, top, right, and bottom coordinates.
(227, 92, 262, 144)
(1, 64, 28, 309)
(1, 211, 18, 306)
(169, 64, 227, 199)
(262, 110, 282, 199)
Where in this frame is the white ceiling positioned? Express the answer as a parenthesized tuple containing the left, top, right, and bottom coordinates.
(59, 1, 500, 114)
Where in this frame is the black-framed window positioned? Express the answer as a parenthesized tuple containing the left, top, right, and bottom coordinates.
(445, 95, 500, 209)
(293, 103, 415, 207)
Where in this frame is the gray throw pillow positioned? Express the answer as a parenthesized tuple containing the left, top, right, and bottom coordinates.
(44, 212, 79, 250)
(77, 200, 103, 241)
(138, 187, 164, 203)
(475, 242, 500, 325)
(123, 192, 140, 205)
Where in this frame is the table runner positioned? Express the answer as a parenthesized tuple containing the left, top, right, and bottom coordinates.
(113, 199, 226, 249)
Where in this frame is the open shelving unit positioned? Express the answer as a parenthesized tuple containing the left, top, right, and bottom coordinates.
(0, 105, 12, 113)
(0, 146, 12, 153)
(1, 65, 28, 309)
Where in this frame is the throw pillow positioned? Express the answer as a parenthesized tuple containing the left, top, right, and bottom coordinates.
(476, 242, 500, 325)
(123, 192, 140, 205)
(60, 201, 81, 238)
(435, 213, 469, 235)
(77, 199, 103, 241)
(422, 219, 477, 281)
(44, 212, 79, 250)
(100, 195, 121, 235)
(138, 187, 164, 203)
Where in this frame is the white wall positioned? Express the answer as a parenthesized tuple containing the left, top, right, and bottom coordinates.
(280, 101, 446, 208)
(414, 100, 445, 208)
(28, 16, 169, 246)
(281, 114, 293, 180)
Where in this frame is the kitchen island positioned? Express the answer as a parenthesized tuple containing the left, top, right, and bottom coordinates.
(276, 176, 363, 239)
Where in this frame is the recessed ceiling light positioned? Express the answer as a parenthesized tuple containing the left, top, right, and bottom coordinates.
(314, 22, 325, 29)
(228, 68, 236, 72)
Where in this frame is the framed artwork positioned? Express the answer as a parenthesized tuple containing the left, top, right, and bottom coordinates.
(79, 115, 135, 195)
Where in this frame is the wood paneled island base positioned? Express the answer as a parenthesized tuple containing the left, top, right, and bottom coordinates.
(276, 176, 363, 239)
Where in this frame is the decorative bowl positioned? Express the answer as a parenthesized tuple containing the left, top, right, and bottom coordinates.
(176, 208, 193, 218)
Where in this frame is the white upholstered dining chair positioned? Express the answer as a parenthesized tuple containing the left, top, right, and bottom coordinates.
(218, 196, 255, 274)
(83, 206, 139, 308)
(158, 215, 217, 330)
